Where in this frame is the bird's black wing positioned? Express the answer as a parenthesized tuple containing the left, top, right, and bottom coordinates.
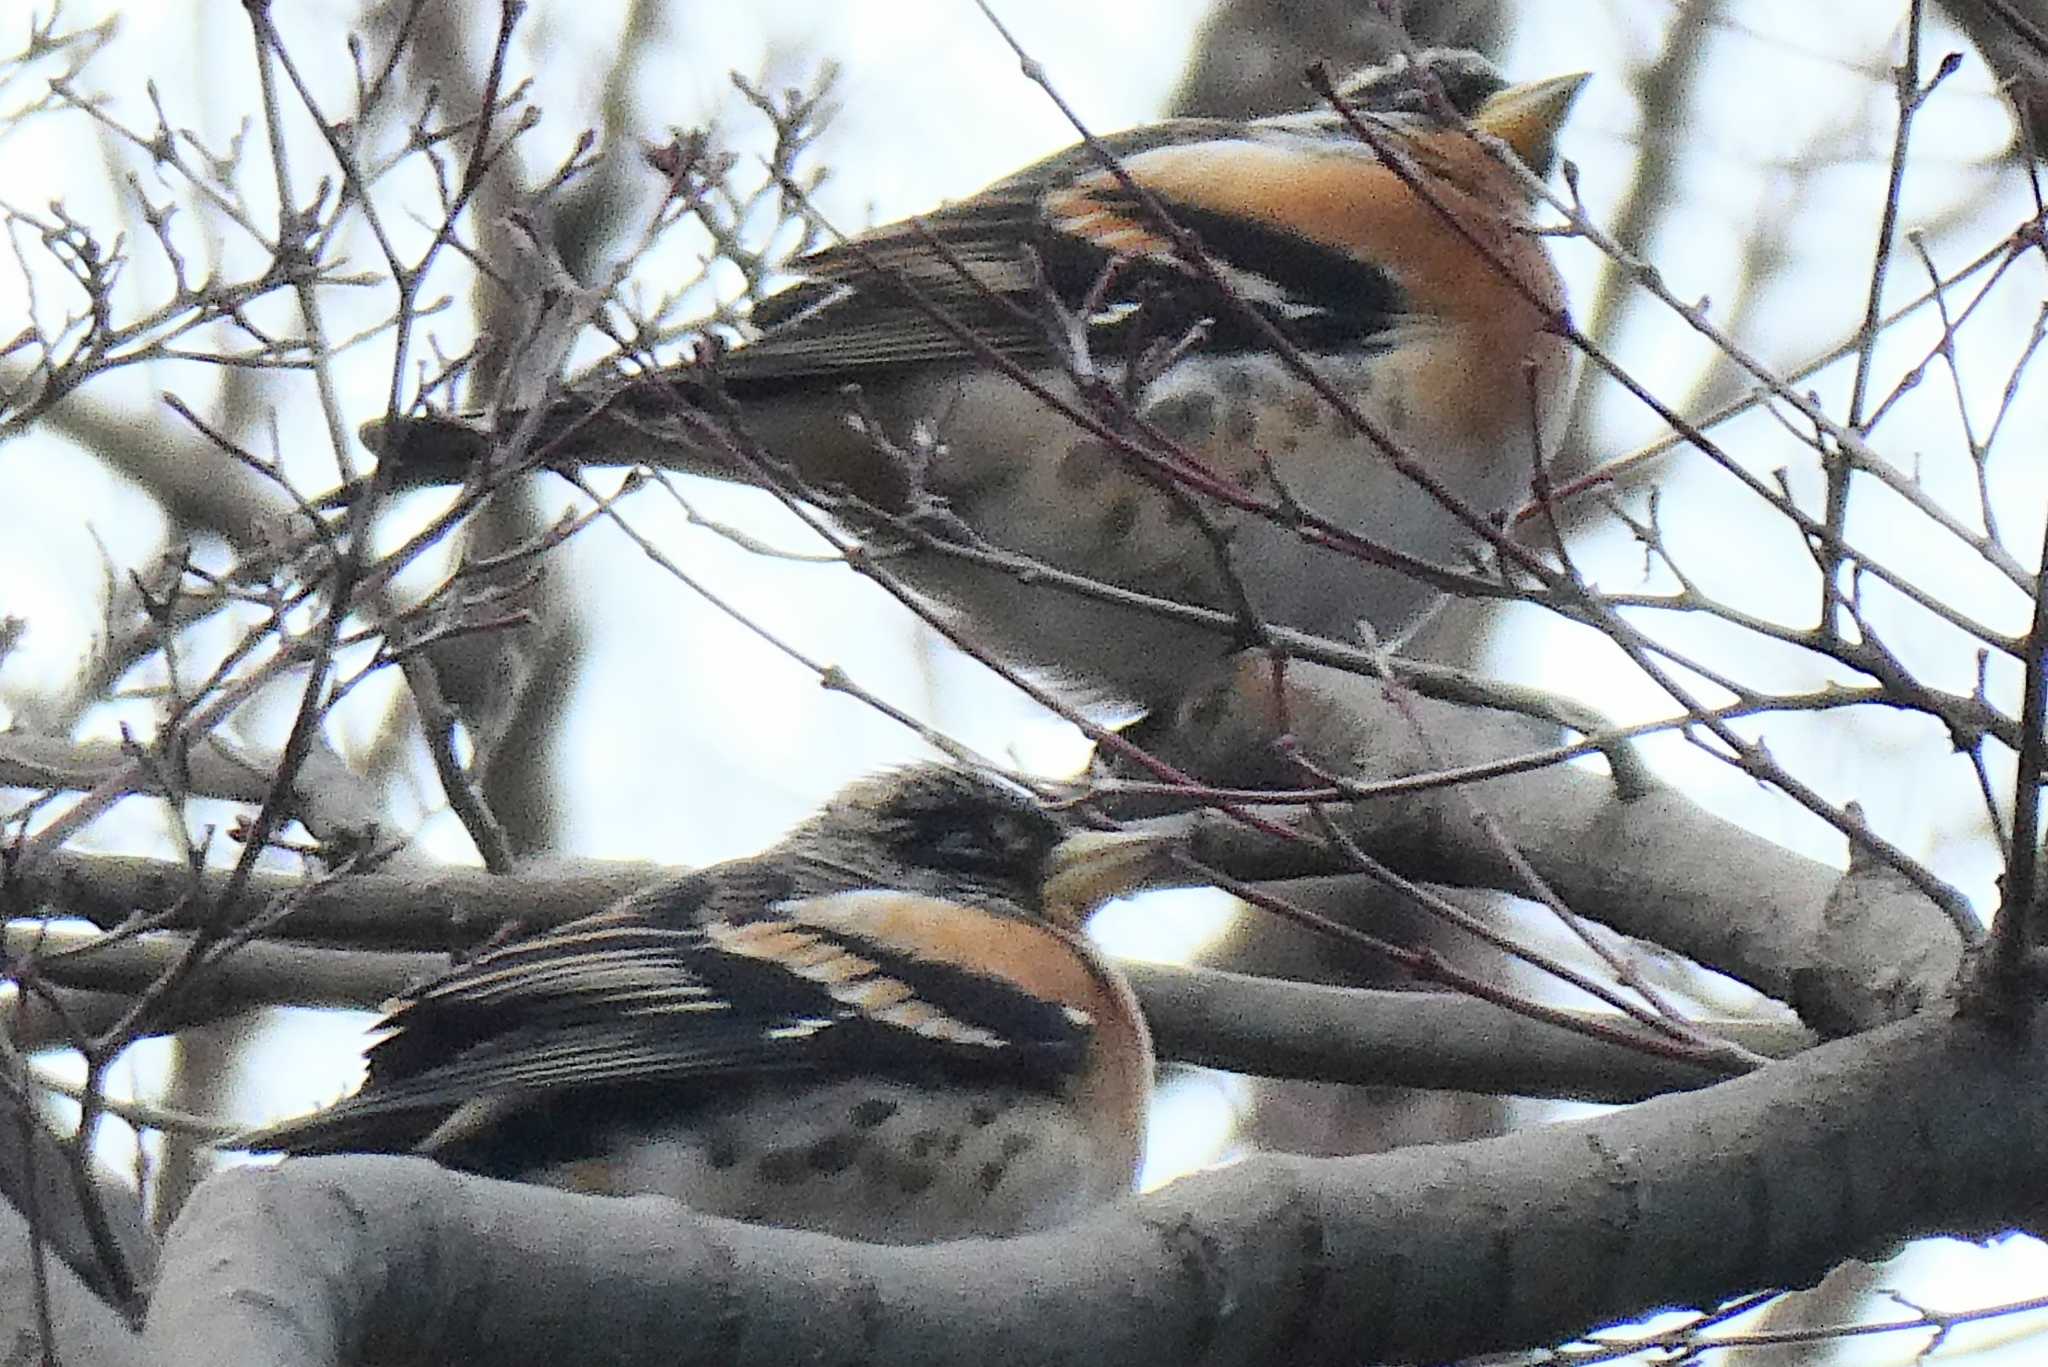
(720, 122, 1233, 383)
(238, 882, 1091, 1157)
(350, 118, 1410, 490)
(717, 117, 1404, 386)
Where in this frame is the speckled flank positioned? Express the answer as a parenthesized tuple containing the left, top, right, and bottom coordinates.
(1383, 384, 1411, 432)
(1058, 439, 1115, 489)
(1147, 392, 1218, 443)
(536, 1077, 1129, 1243)
(850, 1098, 898, 1127)
(1224, 404, 1259, 444)
(754, 1145, 809, 1184)
(1102, 497, 1139, 540)
(977, 1133, 1036, 1195)
(1219, 368, 1260, 398)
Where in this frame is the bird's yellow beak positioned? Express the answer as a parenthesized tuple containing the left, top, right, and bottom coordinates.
(1472, 71, 1590, 175)
(1042, 827, 1187, 929)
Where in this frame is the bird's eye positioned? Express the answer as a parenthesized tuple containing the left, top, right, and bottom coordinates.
(926, 823, 1006, 870)
(919, 811, 1046, 875)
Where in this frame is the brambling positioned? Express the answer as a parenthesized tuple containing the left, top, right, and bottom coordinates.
(364, 50, 1585, 710)
(239, 766, 1171, 1243)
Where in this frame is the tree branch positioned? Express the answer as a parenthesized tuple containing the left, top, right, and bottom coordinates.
(1128, 656, 1965, 1027)
(141, 1009, 2047, 1367)
(4, 921, 1814, 1106)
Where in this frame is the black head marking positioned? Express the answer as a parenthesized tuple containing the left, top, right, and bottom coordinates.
(796, 765, 1065, 909)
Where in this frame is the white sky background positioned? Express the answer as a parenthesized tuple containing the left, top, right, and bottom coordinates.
(5, 0, 2048, 1358)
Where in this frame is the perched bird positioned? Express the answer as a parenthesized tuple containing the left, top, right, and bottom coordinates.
(240, 766, 1171, 1243)
(365, 50, 1585, 710)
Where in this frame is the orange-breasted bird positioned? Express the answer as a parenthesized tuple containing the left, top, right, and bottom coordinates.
(364, 50, 1585, 711)
(239, 766, 1170, 1243)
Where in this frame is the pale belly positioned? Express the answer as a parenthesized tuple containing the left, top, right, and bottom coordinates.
(523, 1076, 1134, 1244)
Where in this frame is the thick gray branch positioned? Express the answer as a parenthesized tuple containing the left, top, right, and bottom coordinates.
(3, 847, 662, 947)
(13, 661, 1961, 1035)
(142, 1009, 2045, 1367)
(1134, 659, 1964, 1027)
(0, 1090, 156, 1324)
(0, 1197, 144, 1366)
(1124, 961, 1810, 1102)
(0, 731, 398, 853)
(7, 923, 1812, 1103)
